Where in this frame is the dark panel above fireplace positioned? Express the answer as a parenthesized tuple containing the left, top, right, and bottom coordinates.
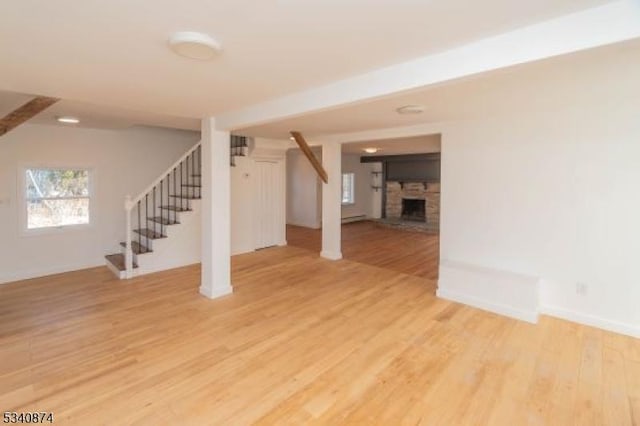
(360, 153, 440, 183)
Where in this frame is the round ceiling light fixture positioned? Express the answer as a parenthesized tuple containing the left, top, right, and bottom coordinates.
(57, 116, 80, 124)
(168, 31, 222, 60)
(363, 147, 379, 154)
(396, 105, 425, 115)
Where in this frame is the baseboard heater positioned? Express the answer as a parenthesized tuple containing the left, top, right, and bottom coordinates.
(342, 215, 367, 224)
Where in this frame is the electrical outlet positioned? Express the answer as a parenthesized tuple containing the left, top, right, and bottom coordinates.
(576, 282, 588, 296)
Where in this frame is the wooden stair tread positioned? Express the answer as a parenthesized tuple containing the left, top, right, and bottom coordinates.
(119, 241, 152, 255)
(191, 174, 201, 177)
(105, 254, 138, 271)
(133, 228, 166, 239)
(181, 184, 201, 188)
(159, 205, 192, 212)
(169, 194, 201, 200)
(148, 216, 180, 225)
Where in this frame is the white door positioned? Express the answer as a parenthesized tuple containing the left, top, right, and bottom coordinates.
(255, 161, 279, 249)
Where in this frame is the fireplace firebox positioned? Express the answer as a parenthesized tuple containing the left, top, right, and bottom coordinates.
(401, 198, 426, 221)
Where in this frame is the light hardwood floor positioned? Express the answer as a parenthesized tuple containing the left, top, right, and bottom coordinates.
(1, 245, 639, 424)
(287, 221, 440, 281)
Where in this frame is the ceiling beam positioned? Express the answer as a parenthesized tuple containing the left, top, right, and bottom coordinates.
(217, 0, 640, 131)
(290, 131, 328, 183)
(0, 96, 59, 137)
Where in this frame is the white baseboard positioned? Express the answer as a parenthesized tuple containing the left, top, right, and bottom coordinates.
(199, 284, 233, 299)
(0, 261, 105, 285)
(341, 215, 367, 224)
(437, 288, 539, 324)
(320, 250, 343, 261)
(437, 260, 540, 324)
(287, 221, 321, 229)
(540, 305, 640, 338)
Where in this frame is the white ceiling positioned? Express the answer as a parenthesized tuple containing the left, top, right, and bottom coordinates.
(0, 90, 201, 131)
(343, 135, 441, 156)
(31, 98, 200, 131)
(240, 39, 640, 139)
(0, 0, 610, 123)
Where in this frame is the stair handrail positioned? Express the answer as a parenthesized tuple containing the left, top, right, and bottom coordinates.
(125, 141, 202, 210)
(123, 140, 201, 277)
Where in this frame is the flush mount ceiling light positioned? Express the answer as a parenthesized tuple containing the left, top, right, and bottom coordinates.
(363, 147, 379, 154)
(168, 31, 222, 60)
(396, 105, 425, 115)
(57, 116, 80, 124)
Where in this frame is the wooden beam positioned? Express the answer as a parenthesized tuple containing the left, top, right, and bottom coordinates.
(0, 96, 59, 137)
(290, 131, 328, 184)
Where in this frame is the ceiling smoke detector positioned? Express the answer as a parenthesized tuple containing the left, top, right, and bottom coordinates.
(363, 148, 379, 154)
(57, 116, 80, 124)
(396, 105, 425, 115)
(169, 31, 222, 60)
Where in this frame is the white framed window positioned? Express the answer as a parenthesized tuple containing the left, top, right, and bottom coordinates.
(342, 172, 355, 205)
(23, 168, 91, 231)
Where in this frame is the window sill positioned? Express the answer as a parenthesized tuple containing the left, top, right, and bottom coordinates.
(22, 223, 92, 237)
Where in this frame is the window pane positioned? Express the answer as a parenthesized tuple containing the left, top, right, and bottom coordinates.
(26, 169, 89, 199)
(27, 198, 90, 229)
(342, 173, 354, 204)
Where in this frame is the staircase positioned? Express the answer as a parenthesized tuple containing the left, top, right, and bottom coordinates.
(105, 135, 248, 279)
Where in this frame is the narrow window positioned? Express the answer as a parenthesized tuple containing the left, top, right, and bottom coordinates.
(342, 172, 355, 205)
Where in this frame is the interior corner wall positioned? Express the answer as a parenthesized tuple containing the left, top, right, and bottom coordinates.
(341, 153, 375, 219)
(286, 148, 322, 228)
(0, 123, 199, 284)
(439, 96, 640, 336)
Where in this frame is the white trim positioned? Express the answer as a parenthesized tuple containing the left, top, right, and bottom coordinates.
(436, 288, 539, 324)
(540, 305, 640, 338)
(199, 284, 233, 299)
(0, 260, 104, 285)
(342, 215, 367, 224)
(286, 220, 321, 229)
(320, 250, 343, 261)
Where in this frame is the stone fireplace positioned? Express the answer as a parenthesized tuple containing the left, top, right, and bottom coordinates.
(385, 181, 440, 229)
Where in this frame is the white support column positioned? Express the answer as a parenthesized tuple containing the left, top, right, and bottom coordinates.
(321, 141, 342, 260)
(200, 117, 233, 299)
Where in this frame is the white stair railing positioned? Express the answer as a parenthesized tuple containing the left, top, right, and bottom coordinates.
(123, 141, 202, 278)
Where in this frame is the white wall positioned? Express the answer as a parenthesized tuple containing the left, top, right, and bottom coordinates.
(341, 153, 375, 220)
(0, 123, 198, 284)
(440, 96, 640, 335)
(287, 150, 381, 225)
(286, 148, 322, 228)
